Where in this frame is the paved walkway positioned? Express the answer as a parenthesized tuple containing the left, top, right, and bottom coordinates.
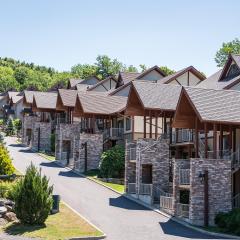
(4, 137, 223, 240)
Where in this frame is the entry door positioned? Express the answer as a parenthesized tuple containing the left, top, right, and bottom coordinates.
(142, 164, 152, 184)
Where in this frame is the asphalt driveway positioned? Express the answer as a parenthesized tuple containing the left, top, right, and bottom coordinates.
(5, 137, 223, 240)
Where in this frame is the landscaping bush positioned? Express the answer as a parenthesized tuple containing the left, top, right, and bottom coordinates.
(215, 209, 240, 235)
(0, 181, 16, 199)
(99, 145, 124, 178)
(12, 163, 53, 225)
(5, 119, 15, 136)
(0, 144, 15, 175)
(13, 119, 22, 135)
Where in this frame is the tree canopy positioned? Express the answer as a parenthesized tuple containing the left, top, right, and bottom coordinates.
(0, 55, 175, 92)
(215, 38, 240, 67)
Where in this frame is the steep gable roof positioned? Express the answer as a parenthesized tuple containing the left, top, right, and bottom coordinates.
(157, 66, 205, 84)
(182, 87, 240, 124)
(136, 65, 166, 80)
(87, 76, 117, 91)
(218, 54, 240, 81)
(131, 81, 182, 111)
(58, 89, 78, 108)
(33, 92, 58, 110)
(23, 91, 39, 104)
(76, 91, 127, 115)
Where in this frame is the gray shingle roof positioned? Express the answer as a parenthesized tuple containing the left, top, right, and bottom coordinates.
(58, 89, 78, 107)
(23, 91, 39, 104)
(77, 91, 127, 115)
(132, 81, 182, 110)
(69, 79, 84, 88)
(184, 87, 240, 124)
(33, 92, 58, 110)
(119, 72, 141, 84)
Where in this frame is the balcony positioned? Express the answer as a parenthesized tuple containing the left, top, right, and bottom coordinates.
(103, 128, 124, 141)
(172, 129, 194, 144)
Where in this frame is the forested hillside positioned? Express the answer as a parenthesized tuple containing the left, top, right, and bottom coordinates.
(0, 55, 175, 92)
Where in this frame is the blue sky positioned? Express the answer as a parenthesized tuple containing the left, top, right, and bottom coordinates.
(0, 0, 239, 76)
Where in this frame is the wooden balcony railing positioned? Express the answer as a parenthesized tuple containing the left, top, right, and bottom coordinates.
(128, 183, 136, 194)
(139, 183, 152, 195)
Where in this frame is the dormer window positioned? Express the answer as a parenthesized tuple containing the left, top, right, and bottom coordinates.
(223, 63, 240, 81)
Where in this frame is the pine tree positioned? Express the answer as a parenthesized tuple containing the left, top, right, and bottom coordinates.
(13, 163, 53, 225)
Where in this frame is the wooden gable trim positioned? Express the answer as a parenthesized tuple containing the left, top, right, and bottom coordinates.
(136, 65, 166, 79)
(165, 67, 205, 85)
(218, 54, 238, 81)
(125, 84, 145, 116)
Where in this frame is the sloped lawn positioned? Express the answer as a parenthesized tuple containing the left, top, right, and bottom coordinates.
(2, 202, 103, 240)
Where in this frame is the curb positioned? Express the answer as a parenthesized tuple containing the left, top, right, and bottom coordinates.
(33, 152, 239, 239)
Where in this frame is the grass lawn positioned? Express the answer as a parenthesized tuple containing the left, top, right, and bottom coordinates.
(2, 202, 103, 240)
(38, 152, 55, 161)
(85, 169, 125, 194)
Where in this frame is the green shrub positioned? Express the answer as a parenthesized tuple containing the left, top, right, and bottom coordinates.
(50, 133, 55, 153)
(0, 144, 15, 175)
(5, 119, 15, 136)
(13, 119, 22, 133)
(99, 145, 125, 178)
(215, 209, 240, 235)
(0, 181, 16, 199)
(12, 163, 53, 225)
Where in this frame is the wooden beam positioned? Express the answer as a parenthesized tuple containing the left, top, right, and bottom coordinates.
(144, 116, 146, 138)
(149, 112, 152, 138)
(233, 128, 236, 152)
(213, 123, 217, 159)
(204, 122, 208, 159)
(204, 170, 209, 227)
(229, 125, 233, 152)
(219, 124, 223, 157)
(195, 117, 199, 158)
(155, 112, 158, 140)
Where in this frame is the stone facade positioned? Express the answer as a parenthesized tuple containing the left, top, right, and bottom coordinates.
(189, 158, 232, 226)
(125, 137, 170, 196)
(74, 133, 103, 173)
(32, 122, 52, 152)
(55, 123, 80, 164)
(55, 123, 103, 173)
(22, 115, 40, 145)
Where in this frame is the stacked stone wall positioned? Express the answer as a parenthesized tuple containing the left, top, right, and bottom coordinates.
(32, 122, 52, 152)
(189, 158, 232, 226)
(74, 133, 103, 173)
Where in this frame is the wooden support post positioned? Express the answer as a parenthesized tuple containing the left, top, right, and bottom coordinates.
(132, 116, 135, 141)
(213, 123, 217, 159)
(229, 125, 233, 152)
(169, 117, 172, 143)
(219, 124, 223, 157)
(233, 128, 236, 152)
(195, 117, 199, 158)
(155, 112, 158, 140)
(144, 116, 146, 138)
(92, 116, 96, 134)
(204, 170, 209, 227)
(188, 144, 191, 159)
(204, 122, 208, 159)
(149, 112, 152, 139)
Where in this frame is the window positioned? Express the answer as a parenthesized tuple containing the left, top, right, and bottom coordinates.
(125, 117, 131, 131)
(224, 64, 240, 81)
